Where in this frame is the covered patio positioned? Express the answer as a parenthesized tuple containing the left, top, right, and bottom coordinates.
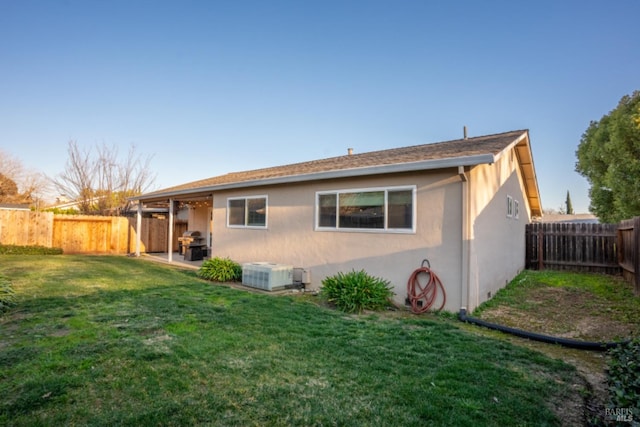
(132, 192, 213, 264)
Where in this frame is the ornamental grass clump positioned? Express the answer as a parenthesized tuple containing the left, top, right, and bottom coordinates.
(320, 269, 394, 313)
(197, 257, 242, 282)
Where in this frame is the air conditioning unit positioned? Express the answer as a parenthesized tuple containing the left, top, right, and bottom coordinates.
(242, 262, 293, 291)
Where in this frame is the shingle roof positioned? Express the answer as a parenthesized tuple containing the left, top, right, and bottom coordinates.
(134, 130, 537, 217)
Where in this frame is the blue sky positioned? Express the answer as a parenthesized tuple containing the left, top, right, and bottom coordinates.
(1, 1, 638, 213)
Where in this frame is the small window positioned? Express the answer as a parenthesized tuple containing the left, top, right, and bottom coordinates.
(227, 196, 267, 228)
(316, 186, 415, 232)
(507, 195, 513, 218)
(514, 200, 520, 219)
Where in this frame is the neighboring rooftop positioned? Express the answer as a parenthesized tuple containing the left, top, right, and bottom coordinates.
(0, 203, 30, 211)
(539, 214, 598, 224)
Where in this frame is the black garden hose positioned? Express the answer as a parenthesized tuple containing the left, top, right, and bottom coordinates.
(458, 309, 629, 351)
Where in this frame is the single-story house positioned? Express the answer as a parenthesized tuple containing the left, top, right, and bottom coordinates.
(131, 129, 542, 312)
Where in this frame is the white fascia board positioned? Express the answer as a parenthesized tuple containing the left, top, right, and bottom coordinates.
(133, 153, 496, 201)
(493, 131, 528, 163)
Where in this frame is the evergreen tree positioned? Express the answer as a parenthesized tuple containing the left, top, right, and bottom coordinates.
(565, 191, 574, 215)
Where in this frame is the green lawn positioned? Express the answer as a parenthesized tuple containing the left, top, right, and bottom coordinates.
(1, 256, 582, 426)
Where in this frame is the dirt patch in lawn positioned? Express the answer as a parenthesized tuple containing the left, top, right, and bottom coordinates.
(478, 286, 638, 341)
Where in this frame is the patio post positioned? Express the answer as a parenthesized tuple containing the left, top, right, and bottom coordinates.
(135, 201, 142, 256)
(168, 198, 174, 262)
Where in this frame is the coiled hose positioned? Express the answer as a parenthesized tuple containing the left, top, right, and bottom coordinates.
(407, 260, 446, 314)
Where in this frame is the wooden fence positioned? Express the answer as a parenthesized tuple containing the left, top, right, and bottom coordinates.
(526, 218, 640, 294)
(0, 210, 187, 255)
(525, 222, 620, 274)
(617, 217, 640, 294)
(51, 215, 131, 254)
(0, 209, 53, 247)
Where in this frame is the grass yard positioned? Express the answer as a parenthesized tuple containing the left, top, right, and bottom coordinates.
(470, 269, 640, 423)
(1, 256, 584, 426)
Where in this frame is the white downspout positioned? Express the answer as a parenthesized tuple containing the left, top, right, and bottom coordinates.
(135, 201, 142, 256)
(458, 165, 470, 312)
(168, 198, 174, 263)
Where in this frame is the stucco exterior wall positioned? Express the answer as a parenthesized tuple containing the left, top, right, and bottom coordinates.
(187, 206, 210, 240)
(467, 148, 530, 312)
(210, 170, 464, 311)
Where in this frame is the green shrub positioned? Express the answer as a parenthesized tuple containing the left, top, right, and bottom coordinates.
(197, 257, 242, 282)
(43, 207, 80, 215)
(606, 339, 640, 419)
(320, 269, 394, 313)
(0, 275, 16, 314)
(0, 245, 63, 255)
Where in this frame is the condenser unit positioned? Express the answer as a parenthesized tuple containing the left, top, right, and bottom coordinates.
(242, 262, 293, 291)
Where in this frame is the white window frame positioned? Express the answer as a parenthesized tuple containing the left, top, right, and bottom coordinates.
(227, 195, 268, 229)
(507, 195, 513, 218)
(315, 185, 416, 233)
(514, 199, 520, 219)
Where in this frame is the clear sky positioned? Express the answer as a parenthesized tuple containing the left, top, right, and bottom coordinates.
(1, 0, 639, 213)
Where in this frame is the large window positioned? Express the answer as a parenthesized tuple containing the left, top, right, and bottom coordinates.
(316, 186, 415, 232)
(227, 196, 267, 228)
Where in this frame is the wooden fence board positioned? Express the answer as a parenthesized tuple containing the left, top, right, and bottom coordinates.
(30, 211, 54, 247)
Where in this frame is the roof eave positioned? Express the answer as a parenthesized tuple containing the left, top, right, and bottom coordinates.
(498, 130, 543, 217)
(132, 153, 496, 202)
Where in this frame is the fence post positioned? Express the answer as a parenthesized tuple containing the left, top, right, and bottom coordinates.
(537, 224, 544, 270)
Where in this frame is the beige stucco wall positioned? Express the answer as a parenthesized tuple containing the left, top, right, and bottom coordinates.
(193, 151, 533, 313)
(467, 148, 530, 312)
(209, 170, 465, 311)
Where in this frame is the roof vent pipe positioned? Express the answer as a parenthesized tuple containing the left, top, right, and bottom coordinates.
(463, 126, 468, 139)
(348, 148, 353, 156)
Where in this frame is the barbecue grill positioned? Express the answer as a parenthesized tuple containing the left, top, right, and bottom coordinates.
(178, 230, 206, 261)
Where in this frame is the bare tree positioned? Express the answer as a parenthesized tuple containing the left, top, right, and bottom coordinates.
(52, 141, 156, 215)
(52, 141, 95, 212)
(0, 149, 50, 206)
(0, 149, 22, 183)
(17, 172, 50, 208)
